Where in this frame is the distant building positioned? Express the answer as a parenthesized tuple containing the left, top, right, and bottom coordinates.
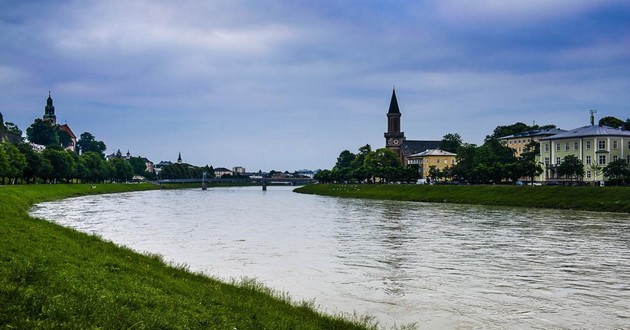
(539, 113, 630, 183)
(384, 88, 441, 164)
(498, 128, 566, 158)
(232, 166, 246, 175)
(214, 167, 233, 177)
(154, 161, 172, 177)
(407, 149, 457, 180)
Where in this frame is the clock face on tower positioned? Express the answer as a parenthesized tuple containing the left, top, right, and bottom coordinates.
(393, 139, 400, 145)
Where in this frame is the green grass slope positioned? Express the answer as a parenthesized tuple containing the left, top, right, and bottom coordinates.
(0, 184, 369, 329)
(294, 184, 630, 213)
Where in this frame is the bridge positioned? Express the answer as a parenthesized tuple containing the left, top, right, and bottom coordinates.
(156, 177, 317, 186)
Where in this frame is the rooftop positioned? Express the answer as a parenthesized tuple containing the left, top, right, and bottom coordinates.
(540, 125, 630, 140)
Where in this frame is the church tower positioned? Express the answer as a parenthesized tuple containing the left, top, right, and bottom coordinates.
(43, 91, 57, 125)
(384, 88, 405, 160)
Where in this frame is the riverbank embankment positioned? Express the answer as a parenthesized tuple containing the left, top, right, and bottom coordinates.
(0, 184, 369, 329)
(294, 184, 630, 213)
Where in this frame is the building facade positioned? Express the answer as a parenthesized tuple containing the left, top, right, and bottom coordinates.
(539, 124, 630, 183)
(407, 149, 457, 180)
(498, 128, 566, 158)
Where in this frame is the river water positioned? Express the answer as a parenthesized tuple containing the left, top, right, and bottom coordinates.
(30, 186, 630, 329)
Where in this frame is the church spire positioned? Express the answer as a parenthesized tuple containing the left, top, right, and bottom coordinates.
(177, 152, 182, 164)
(43, 91, 57, 125)
(388, 87, 400, 114)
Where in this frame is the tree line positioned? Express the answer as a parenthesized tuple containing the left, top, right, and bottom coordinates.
(0, 114, 154, 184)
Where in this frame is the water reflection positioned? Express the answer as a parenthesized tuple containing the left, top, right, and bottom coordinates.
(30, 186, 630, 329)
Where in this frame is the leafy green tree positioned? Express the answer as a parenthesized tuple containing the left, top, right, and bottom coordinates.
(81, 152, 108, 183)
(26, 119, 59, 146)
(439, 133, 462, 153)
(334, 150, 356, 170)
(598, 116, 624, 129)
(4, 122, 23, 138)
(59, 130, 73, 150)
(109, 157, 133, 182)
(364, 148, 401, 183)
(0, 142, 26, 184)
(77, 132, 107, 156)
(128, 157, 148, 176)
(16, 143, 43, 183)
(487, 122, 529, 141)
(314, 169, 333, 183)
(557, 155, 584, 182)
(603, 159, 629, 185)
(42, 148, 75, 183)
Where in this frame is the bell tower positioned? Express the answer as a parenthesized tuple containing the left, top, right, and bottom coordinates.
(384, 87, 405, 159)
(43, 91, 57, 125)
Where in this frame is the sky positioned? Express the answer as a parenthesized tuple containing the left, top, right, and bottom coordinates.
(1, 0, 629, 172)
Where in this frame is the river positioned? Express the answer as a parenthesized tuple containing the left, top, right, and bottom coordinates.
(30, 186, 630, 329)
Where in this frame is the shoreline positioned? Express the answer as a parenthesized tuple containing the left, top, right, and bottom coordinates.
(0, 183, 370, 329)
(294, 184, 630, 214)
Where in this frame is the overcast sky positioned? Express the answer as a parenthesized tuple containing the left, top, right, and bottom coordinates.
(1, 1, 629, 171)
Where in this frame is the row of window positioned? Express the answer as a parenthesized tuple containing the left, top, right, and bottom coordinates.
(544, 140, 630, 152)
(508, 138, 532, 145)
(544, 155, 630, 166)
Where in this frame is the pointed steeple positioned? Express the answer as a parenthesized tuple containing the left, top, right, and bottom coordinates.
(43, 91, 57, 125)
(388, 87, 400, 114)
(177, 152, 182, 164)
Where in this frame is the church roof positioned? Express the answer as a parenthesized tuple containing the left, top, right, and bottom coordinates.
(58, 124, 76, 139)
(388, 88, 400, 114)
(401, 140, 441, 156)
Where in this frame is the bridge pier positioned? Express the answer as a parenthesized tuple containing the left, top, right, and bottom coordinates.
(262, 181, 267, 191)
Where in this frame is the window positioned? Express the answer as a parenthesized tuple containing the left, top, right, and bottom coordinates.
(556, 143, 561, 151)
(613, 155, 619, 162)
(586, 156, 591, 165)
(586, 171, 591, 179)
(599, 155, 607, 165)
(574, 142, 579, 150)
(586, 141, 591, 149)
(628, 141, 630, 149)
(613, 140, 618, 149)
(556, 157, 561, 165)
(598, 140, 606, 150)
(544, 144, 549, 152)
(565, 143, 569, 151)
(437, 159, 440, 164)
(544, 158, 550, 165)
(627, 155, 630, 163)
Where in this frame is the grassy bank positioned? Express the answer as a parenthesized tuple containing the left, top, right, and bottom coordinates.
(0, 184, 370, 329)
(294, 184, 630, 213)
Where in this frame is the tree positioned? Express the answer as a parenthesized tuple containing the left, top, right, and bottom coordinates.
(109, 157, 133, 182)
(439, 133, 462, 153)
(42, 148, 75, 183)
(599, 116, 624, 129)
(0, 142, 26, 184)
(334, 150, 356, 170)
(77, 132, 107, 156)
(128, 157, 148, 176)
(4, 122, 23, 138)
(603, 159, 629, 185)
(487, 122, 529, 141)
(364, 148, 401, 183)
(26, 119, 59, 146)
(557, 155, 584, 182)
